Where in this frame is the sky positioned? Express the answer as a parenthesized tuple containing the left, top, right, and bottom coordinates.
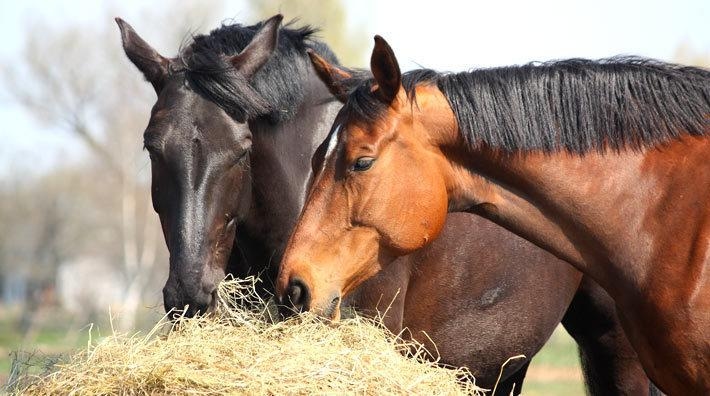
(1, 0, 708, 176)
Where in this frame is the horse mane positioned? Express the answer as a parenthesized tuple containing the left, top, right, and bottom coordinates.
(345, 57, 710, 153)
(177, 20, 339, 123)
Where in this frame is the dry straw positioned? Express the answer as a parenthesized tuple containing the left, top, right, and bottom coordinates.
(14, 277, 484, 395)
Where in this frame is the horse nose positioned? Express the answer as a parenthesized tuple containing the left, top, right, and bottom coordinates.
(162, 284, 178, 312)
(285, 278, 310, 313)
(162, 280, 216, 317)
(190, 287, 216, 314)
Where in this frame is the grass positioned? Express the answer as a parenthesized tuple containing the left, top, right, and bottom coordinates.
(0, 308, 93, 387)
(524, 326, 585, 396)
(0, 306, 163, 389)
(524, 380, 585, 396)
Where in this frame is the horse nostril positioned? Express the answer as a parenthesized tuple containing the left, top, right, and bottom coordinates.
(287, 278, 309, 311)
(289, 285, 301, 303)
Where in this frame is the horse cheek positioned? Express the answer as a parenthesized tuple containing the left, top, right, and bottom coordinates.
(380, 174, 448, 255)
(421, 178, 449, 248)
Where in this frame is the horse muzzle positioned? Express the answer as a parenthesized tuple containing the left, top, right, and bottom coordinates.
(278, 277, 342, 321)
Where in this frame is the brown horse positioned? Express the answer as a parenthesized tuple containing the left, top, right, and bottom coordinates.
(118, 17, 654, 394)
(277, 36, 710, 394)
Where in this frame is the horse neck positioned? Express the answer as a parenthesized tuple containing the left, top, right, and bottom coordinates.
(441, 133, 710, 301)
(240, 72, 341, 267)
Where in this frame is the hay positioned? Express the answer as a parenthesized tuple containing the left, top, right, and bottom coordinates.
(14, 278, 483, 395)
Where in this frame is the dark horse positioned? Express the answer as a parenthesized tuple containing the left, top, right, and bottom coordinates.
(118, 17, 654, 394)
(277, 35, 710, 394)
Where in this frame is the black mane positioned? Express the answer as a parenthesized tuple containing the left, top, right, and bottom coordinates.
(177, 20, 339, 123)
(345, 57, 710, 153)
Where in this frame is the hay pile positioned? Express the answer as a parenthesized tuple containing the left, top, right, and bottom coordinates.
(14, 278, 483, 395)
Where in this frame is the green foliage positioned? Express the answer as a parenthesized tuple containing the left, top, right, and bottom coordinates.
(250, 0, 368, 66)
(674, 43, 710, 68)
(530, 327, 582, 368)
(525, 327, 585, 396)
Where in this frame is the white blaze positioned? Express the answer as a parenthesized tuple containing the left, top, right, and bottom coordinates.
(325, 124, 341, 161)
(319, 123, 342, 177)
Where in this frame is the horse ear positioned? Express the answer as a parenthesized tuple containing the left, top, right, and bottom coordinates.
(307, 49, 352, 102)
(370, 35, 401, 105)
(115, 17, 169, 92)
(229, 14, 283, 79)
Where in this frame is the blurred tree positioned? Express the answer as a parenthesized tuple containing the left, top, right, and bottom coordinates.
(250, 0, 368, 66)
(0, 0, 365, 332)
(674, 42, 710, 67)
(0, 164, 92, 336)
(1, 1, 227, 331)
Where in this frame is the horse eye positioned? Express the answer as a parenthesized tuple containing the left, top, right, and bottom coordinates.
(351, 157, 375, 172)
(145, 145, 160, 161)
(236, 148, 250, 162)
